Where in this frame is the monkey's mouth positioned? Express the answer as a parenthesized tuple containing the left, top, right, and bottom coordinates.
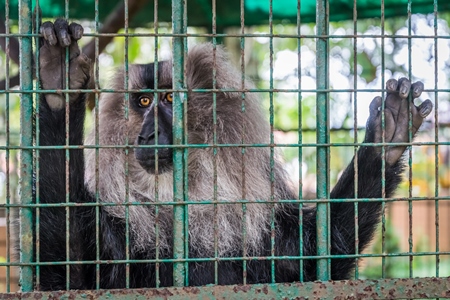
(134, 148, 173, 174)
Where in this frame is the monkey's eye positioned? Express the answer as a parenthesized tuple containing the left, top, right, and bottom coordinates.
(138, 96, 152, 108)
(165, 93, 173, 103)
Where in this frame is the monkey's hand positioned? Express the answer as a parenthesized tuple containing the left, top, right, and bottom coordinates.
(39, 19, 91, 111)
(365, 78, 433, 166)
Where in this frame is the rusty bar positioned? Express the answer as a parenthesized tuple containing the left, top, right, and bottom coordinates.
(33, 0, 41, 288)
(315, 0, 330, 281)
(171, 0, 187, 287)
(18, 0, 34, 292)
(351, 0, 360, 279)
(406, 0, 414, 279)
(380, 0, 387, 279)
(296, 0, 304, 282)
(0, 277, 449, 299)
(432, 0, 440, 277)
(93, 0, 101, 289)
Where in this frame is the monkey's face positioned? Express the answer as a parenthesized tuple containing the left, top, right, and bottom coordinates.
(134, 91, 174, 174)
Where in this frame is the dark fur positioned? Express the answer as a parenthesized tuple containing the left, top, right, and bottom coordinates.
(31, 19, 430, 290)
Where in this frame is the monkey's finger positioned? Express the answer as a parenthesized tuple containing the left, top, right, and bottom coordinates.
(40, 21, 57, 46)
(386, 79, 398, 94)
(69, 23, 84, 41)
(411, 99, 433, 132)
(411, 81, 424, 99)
(397, 77, 411, 99)
(369, 96, 383, 117)
(54, 19, 71, 47)
(417, 99, 433, 119)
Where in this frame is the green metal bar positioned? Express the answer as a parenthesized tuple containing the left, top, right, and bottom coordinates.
(33, 0, 41, 288)
(1, 31, 449, 39)
(0, 140, 444, 151)
(0, 248, 448, 267)
(352, 0, 360, 279)
(171, 0, 186, 287)
(94, 0, 101, 290)
(406, 0, 414, 279)
(268, 0, 276, 283)
(296, 0, 304, 282)
(432, 0, 440, 278)
(1, 277, 449, 299)
(18, 0, 34, 291)
(64, 0, 71, 289)
(211, 0, 219, 286)
(239, 0, 247, 285)
(4, 0, 12, 292)
(0, 196, 447, 209)
(380, 0, 387, 279)
(123, 0, 131, 288)
(153, 0, 161, 288)
(182, 0, 189, 283)
(3, 86, 449, 94)
(315, 0, 330, 281)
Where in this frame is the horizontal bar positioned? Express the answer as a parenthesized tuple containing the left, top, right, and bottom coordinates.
(0, 277, 448, 299)
(0, 195, 448, 208)
(0, 141, 445, 150)
(2, 32, 450, 40)
(1, 87, 448, 93)
(0, 251, 449, 267)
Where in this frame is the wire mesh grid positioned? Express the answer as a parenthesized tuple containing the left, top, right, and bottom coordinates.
(0, 0, 448, 298)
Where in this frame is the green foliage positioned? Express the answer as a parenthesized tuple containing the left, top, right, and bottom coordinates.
(361, 220, 450, 279)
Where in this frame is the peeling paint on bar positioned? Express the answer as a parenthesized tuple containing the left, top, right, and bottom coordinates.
(18, 0, 34, 292)
(0, 277, 449, 299)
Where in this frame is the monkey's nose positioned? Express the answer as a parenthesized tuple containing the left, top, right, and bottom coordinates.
(137, 131, 156, 145)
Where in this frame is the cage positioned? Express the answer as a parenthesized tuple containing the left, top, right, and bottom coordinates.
(0, 0, 449, 298)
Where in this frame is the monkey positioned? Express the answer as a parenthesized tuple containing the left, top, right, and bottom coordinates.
(33, 19, 433, 290)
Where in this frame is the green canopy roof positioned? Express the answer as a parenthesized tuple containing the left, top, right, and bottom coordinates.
(2, 0, 449, 27)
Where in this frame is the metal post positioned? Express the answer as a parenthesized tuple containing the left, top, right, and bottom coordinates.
(18, 0, 34, 291)
(171, 0, 186, 287)
(315, 0, 330, 281)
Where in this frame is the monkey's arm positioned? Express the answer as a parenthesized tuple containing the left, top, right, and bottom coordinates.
(274, 79, 432, 282)
(37, 19, 93, 290)
(38, 19, 91, 203)
(326, 78, 433, 278)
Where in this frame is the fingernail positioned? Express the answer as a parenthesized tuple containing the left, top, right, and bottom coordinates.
(400, 86, 408, 95)
(420, 106, 432, 117)
(49, 35, 57, 45)
(60, 32, 70, 46)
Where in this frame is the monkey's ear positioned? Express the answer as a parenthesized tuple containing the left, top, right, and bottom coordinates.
(186, 44, 224, 85)
(186, 43, 242, 93)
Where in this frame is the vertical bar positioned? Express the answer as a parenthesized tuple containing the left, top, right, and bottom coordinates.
(33, 0, 41, 289)
(315, 0, 330, 281)
(239, 0, 247, 285)
(268, 0, 276, 283)
(296, 0, 304, 282)
(380, 0, 387, 279)
(211, 0, 219, 286)
(352, 0, 359, 279)
(172, 0, 186, 287)
(406, 0, 413, 278)
(123, 0, 131, 289)
(18, 0, 34, 291)
(182, 0, 189, 283)
(153, 0, 161, 288)
(64, 0, 71, 289)
(4, 0, 11, 291)
(432, 0, 440, 278)
(94, 0, 101, 289)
